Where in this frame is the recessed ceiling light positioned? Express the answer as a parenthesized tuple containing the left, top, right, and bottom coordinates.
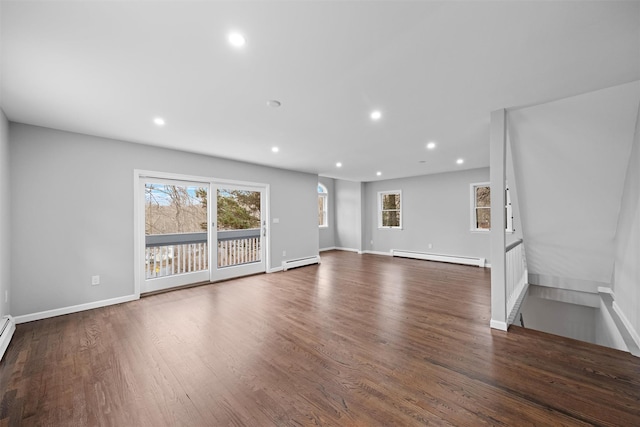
(370, 110, 382, 121)
(153, 117, 165, 126)
(456, 158, 464, 165)
(426, 141, 436, 150)
(336, 162, 342, 168)
(228, 32, 246, 47)
(271, 146, 279, 153)
(376, 171, 382, 176)
(419, 160, 427, 163)
(266, 100, 281, 108)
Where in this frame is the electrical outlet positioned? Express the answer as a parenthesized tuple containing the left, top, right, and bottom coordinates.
(428, 243, 433, 249)
(370, 240, 374, 245)
(91, 275, 100, 286)
(282, 250, 286, 257)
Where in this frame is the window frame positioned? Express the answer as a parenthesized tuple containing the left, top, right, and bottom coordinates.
(470, 182, 491, 232)
(470, 182, 514, 233)
(377, 190, 403, 229)
(318, 183, 328, 228)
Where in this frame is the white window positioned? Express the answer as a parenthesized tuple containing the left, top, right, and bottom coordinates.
(470, 182, 514, 232)
(378, 190, 402, 229)
(318, 183, 328, 227)
(471, 182, 491, 231)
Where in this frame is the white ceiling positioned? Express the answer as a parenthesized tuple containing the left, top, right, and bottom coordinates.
(1, 1, 639, 182)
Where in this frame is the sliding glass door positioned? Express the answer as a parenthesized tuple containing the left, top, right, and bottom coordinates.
(138, 173, 268, 294)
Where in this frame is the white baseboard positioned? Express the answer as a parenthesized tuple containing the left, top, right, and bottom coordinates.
(267, 266, 284, 273)
(14, 294, 139, 324)
(490, 319, 508, 331)
(334, 247, 361, 253)
(0, 315, 16, 361)
(612, 301, 640, 357)
(361, 250, 392, 256)
(319, 246, 337, 252)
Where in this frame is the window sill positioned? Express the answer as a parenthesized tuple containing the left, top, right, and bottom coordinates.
(378, 227, 403, 230)
(470, 229, 515, 234)
(319, 225, 329, 229)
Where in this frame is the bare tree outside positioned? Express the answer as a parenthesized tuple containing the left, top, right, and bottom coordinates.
(145, 184, 207, 235)
(381, 193, 401, 227)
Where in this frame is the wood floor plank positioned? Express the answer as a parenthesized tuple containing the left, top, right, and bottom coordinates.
(1, 251, 639, 426)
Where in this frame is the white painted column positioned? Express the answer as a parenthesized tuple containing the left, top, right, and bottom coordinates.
(490, 109, 508, 331)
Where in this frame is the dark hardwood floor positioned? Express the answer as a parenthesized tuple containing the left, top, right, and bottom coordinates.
(1, 251, 639, 426)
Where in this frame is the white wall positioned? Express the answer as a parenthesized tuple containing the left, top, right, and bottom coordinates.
(520, 296, 596, 344)
(318, 176, 336, 250)
(363, 168, 491, 261)
(0, 110, 9, 318)
(334, 179, 363, 252)
(508, 81, 640, 289)
(9, 123, 318, 317)
(612, 98, 640, 346)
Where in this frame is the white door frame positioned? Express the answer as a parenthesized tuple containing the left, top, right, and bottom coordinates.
(134, 169, 270, 297)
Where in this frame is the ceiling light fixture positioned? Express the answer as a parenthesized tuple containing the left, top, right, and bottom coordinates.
(456, 158, 464, 165)
(267, 100, 281, 108)
(153, 117, 165, 126)
(426, 141, 436, 150)
(376, 171, 382, 176)
(271, 146, 279, 153)
(370, 110, 382, 121)
(336, 162, 342, 168)
(228, 32, 246, 47)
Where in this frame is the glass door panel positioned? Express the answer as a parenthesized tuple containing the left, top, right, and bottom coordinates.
(143, 179, 210, 292)
(212, 185, 265, 281)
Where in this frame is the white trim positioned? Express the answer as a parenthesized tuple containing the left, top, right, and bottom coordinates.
(391, 249, 486, 267)
(597, 286, 614, 295)
(143, 271, 209, 294)
(470, 182, 491, 232)
(613, 301, 640, 356)
(490, 319, 508, 331)
(470, 181, 514, 233)
(377, 190, 403, 229)
(134, 170, 270, 295)
(0, 316, 16, 361)
(135, 169, 266, 188)
(14, 294, 139, 324)
(361, 250, 393, 256)
(318, 184, 328, 228)
(282, 255, 321, 271)
(334, 247, 360, 253)
(267, 266, 284, 273)
(319, 246, 337, 252)
(528, 274, 607, 294)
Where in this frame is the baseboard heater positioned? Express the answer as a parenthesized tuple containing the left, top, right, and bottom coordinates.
(282, 255, 321, 271)
(0, 315, 16, 362)
(391, 249, 485, 268)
